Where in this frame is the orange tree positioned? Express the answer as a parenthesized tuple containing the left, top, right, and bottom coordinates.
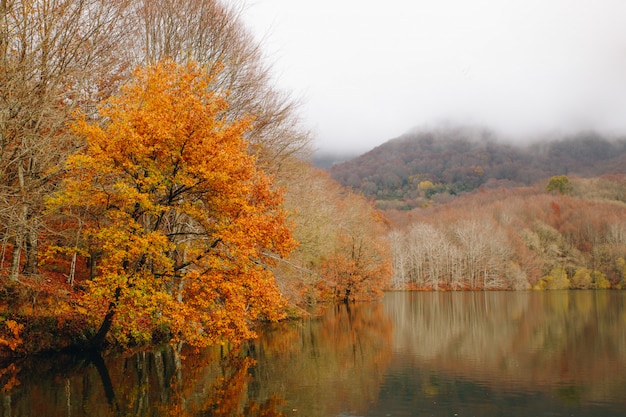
(319, 194, 392, 303)
(46, 60, 296, 349)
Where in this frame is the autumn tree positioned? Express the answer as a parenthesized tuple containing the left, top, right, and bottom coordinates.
(404, 223, 454, 290)
(390, 216, 518, 291)
(270, 164, 342, 306)
(318, 193, 392, 303)
(453, 218, 514, 289)
(534, 266, 571, 290)
(591, 270, 611, 289)
(571, 268, 593, 289)
(1, 0, 310, 283)
(47, 61, 296, 348)
(546, 175, 573, 195)
(570, 268, 610, 289)
(272, 164, 392, 306)
(616, 257, 626, 289)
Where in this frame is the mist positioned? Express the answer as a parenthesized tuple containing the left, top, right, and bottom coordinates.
(244, 0, 626, 153)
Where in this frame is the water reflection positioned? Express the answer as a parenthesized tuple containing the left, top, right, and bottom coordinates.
(0, 345, 281, 416)
(0, 292, 625, 416)
(247, 302, 394, 416)
(0, 301, 393, 416)
(379, 291, 626, 416)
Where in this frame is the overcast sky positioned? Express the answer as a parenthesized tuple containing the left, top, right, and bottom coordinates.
(242, 0, 626, 153)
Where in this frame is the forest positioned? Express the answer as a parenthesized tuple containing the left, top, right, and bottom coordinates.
(0, 0, 390, 356)
(385, 175, 626, 290)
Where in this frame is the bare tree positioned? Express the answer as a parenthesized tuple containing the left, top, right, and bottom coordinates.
(452, 219, 512, 289)
(388, 229, 408, 289)
(0, 0, 129, 280)
(405, 223, 450, 289)
(393, 218, 514, 290)
(128, 0, 311, 171)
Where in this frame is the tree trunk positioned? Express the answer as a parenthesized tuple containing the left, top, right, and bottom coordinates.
(8, 238, 21, 282)
(22, 227, 38, 275)
(90, 286, 121, 349)
(88, 252, 98, 280)
(68, 252, 77, 286)
(343, 287, 352, 304)
(10, 163, 28, 282)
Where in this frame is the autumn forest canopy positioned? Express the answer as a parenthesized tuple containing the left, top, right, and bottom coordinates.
(1, 0, 625, 357)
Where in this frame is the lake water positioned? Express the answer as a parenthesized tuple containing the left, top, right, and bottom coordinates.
(1, 290, 625, 416)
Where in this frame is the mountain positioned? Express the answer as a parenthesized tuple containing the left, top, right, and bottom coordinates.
(328, 126, 626, 209)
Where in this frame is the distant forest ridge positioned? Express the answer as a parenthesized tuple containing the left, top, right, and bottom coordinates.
(328, 126, 626, 209)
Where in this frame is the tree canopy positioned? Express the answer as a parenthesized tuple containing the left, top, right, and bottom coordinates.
(47, 60, 296, 348)
(546, 175, 573, 195)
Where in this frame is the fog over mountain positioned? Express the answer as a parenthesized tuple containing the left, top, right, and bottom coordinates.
(327, 125, 626, 209)
(245, 0, 626, 153)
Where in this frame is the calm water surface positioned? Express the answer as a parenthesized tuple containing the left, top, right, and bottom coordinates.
(1, 291, 625, 416)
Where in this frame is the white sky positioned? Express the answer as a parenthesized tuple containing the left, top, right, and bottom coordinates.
(242, 0, 626, 153)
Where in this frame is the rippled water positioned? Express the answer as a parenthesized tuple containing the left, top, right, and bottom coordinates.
(1, 291, 625, 416)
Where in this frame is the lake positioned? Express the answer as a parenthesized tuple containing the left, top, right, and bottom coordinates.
(1, 290, 625, 416)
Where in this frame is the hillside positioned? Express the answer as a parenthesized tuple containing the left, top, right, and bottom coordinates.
(384, 176, 626, 290)
(328, 126, 626, 209)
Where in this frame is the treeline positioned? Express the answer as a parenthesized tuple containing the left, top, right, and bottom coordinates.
(387, 175, 626, 290)
(329, 125, 626, 209)
(0, 0, 391, 355)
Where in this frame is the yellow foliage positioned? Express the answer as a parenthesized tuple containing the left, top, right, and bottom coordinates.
(48, 60, 295, 348)
(534, 266, 571, 290)
(533, 278, 548, 290)
(418, 180, 434, 190)
(571, 268, 593, 289)
(616, 258, 626, 289)
(0, 320, 24, 352)
(591, 271, 611, 289)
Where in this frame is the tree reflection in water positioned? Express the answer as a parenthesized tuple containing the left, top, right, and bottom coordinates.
(0, 300, 393, 416)
(1, 292, 625, 416)
(0, 344, 282, 416)
(246, 301, 394, 416)
(380, 290, 626, 414)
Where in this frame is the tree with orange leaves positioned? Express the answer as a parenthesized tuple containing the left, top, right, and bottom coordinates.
(318, 194, 392, 303)
(47, 60, 296, 348)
